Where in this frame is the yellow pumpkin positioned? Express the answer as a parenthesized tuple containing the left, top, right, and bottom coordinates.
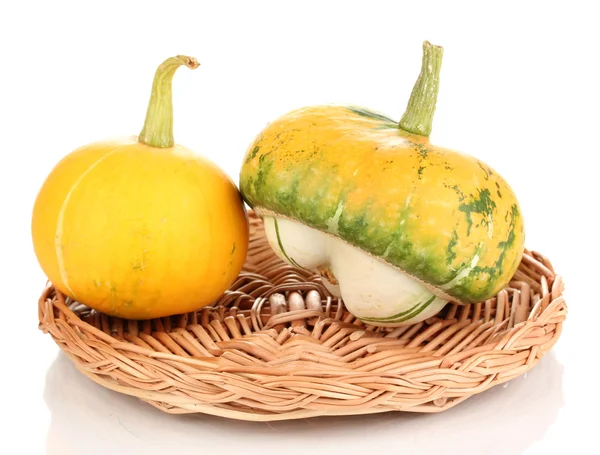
(32, 56, 249, 319)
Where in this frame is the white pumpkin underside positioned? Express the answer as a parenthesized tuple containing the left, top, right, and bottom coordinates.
(263, 216, 449, 326)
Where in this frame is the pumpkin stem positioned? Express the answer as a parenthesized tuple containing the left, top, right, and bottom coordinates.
(399, 41, 443, 137)
(139, 55, 200, 148)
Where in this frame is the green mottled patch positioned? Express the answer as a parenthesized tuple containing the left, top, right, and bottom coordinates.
(408, 140, 432, 159)
(459, 189, 497, 236)
(444, 183, 465, 202)
(446, 230, 459, 265)
(246, 145, 261, 163)
(477, 161, 490, 180)
(379, 205, 429, 278)
(451, 203, 520, 301)
(254, 153, 274, 197)
(338, 211, 369, 244)
(276, 175, 300, 208)
(294, 198, 325, 230)
(240, 175, 255, 205)
(386, 239, 450, 285)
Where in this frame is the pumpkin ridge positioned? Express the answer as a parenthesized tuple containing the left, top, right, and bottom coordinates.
(54, 145, 129, 298)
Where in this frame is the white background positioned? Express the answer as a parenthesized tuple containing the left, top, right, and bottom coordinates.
(1, 1, 598, 454)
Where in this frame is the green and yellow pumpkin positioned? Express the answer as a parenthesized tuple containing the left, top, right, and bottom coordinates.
(239, 41, 525, 326)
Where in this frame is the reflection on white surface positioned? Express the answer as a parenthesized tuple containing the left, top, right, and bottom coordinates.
(44, 352, 564, 455)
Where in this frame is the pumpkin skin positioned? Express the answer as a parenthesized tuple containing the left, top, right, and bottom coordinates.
(239, 104, 524, 305)
(31, 56, 249, 320)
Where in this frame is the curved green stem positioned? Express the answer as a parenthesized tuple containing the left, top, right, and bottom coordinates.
(139, 55, 200, 148)
(399, 41, 443, 137)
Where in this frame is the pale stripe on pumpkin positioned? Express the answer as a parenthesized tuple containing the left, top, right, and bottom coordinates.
(54, 146, 127, 298)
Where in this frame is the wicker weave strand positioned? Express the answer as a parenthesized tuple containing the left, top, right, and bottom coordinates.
(38, 212, 567, 421)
